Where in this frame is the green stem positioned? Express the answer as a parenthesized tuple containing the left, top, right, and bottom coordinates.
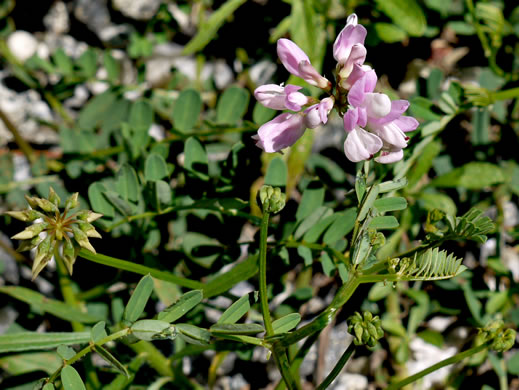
(258, 211, 299, 389)
(129, 340, 174, 378)
(0, 108, 36, 164)
(259, 210, 274, 337)
(79, 249, 203, 289)
(491, 87, 519, 101)
(46, 328, 130, 384)
(387, 342, 491, 390)
(54, 247, 83, 332)
(316, 343, 356, 390)
(279, 276, 360, 348)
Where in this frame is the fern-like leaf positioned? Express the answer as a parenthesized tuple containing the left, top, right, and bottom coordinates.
(396, 248, 467, 281)
(455, 208, 494, 243)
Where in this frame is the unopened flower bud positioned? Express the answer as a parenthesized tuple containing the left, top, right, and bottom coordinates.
(491, 329, 516, 352)
(72, 226, 96, 253)
(16, 236, 42, 252)
(76, 210, 103, 223)
(259, 185, 286, 214)
(64, 192, 79, 211)
(348, 311, 384, 348)
(62, 239, 78, 275)
(32, 235, 54, 280)
(35, 198, 58, 213)
(11, 222, 48, 240)
(48, 187, 61, 207)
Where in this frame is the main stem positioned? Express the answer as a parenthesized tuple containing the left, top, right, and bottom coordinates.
(259, 211, 274, 336)
(316, 343, 356, 390)
(54, 247, 83, 332)
(259, 211, 299, 390)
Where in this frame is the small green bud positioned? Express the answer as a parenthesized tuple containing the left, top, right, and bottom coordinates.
(64, 192, 79, 211)
(24, 195, 40, 209)
(32, 235, 54, 280)
(35, 198, 58, 213)
(62, 239, 78, 275)
(11, 223, 48, 240)
(5, 210, 30, 222)
(348, 311, 384, 348)
(259, 185, 286, 214)
(72, 226, 96, 253)
(48, 187, 61, 207)
(16, 236, 42, 252)
(76, 210, 103, 223)
(491, 329, 516, 352)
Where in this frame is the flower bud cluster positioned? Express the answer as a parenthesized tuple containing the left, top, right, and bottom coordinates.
(6, 187, 102, 279)
(259, 185, 286, 214)
(479, 319, 516, 353)
(348, 311, 384, 348)
(253, 14, 419, 164)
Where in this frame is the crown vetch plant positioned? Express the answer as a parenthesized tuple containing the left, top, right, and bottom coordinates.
(1, 5, 517, 390)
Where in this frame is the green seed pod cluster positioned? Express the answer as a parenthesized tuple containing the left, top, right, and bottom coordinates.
(259, 185, 286, 214)
(5, 187, 103, 280)
(348, 311, 384, 348)
(479, 319, 516, 353)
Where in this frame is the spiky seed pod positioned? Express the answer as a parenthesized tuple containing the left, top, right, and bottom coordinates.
(7, 187, 102, 279)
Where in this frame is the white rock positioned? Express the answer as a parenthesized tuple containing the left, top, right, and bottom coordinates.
(333, 373, 368, 390)
(214, 60, 234, 89)
(64, 85, 90, 108)
(44, 1, 70, 34)
(249, 60, 277, 85)
(148, 123, 165, 141)
(74, 0, 111, 36)
(44, 34, 87, 59)
(406, 337, 457, 389)
(7, 31, 38, 62)
(112, 0, 161, 20)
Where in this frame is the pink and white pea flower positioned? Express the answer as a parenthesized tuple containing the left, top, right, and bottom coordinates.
(345, 69, 392, 121)
(277, 39, 331, 90)
(343, 126, 383, 162)
(254, 84, 309, 112)
(253, 112, 306, 153)
(334, 14, 368, 78)
(303, 97, 335, 129)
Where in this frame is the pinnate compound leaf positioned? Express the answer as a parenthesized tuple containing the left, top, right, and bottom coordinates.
(176, 323, 211, 345)
(0, 287, 102, 323)
(375, 0, 426, 36)
(123, 274, 154, 323)
(216, 86, 250, 125)
(173, 89, 202, 132)
(131, 320, 173, 341)
(94, 345, 129, 377)
(217, 294, 253, 324)
(272, 313, 301, 334)
(430, 162, 505, 189)
(182, 0, 247, 55)
(374, 197, 407, 213)
(61, 365, 86, 390)
(323, 208, 357, 245)
(158, 290, 203, 323)
(369, 216, 399, 229)
(184, 137, 209, 181)
(0, 332, 90, 353)
(145, 153, 169, 181)
(91, 321, 108, 343)
(210, 323, 265, 335)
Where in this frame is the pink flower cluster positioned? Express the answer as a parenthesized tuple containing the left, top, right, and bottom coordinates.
(253, 14, 419, 164)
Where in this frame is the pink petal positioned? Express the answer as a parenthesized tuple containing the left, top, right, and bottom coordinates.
(344, 108, 359, 132)
(277, 39, 310, 77)
(254, 84, 286, 110)
(255, 113, 306, 152)
(303, 104, 321, 129)
(394, 116, 419, 132)
(370, 100, 410, 125)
